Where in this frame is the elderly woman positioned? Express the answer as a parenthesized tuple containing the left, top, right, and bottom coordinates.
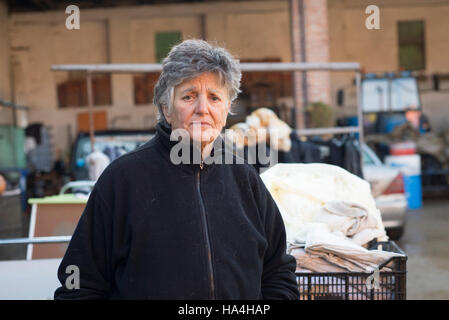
(54, 39, 299, 300)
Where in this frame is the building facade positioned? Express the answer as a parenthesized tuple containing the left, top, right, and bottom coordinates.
(329, 0, 449, 132)
(1, 0, 448, 159)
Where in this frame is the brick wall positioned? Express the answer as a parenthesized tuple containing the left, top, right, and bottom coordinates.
(0, 0, 12, 125)
(303, 0, 331, 106)
(291, 0, 331, 129)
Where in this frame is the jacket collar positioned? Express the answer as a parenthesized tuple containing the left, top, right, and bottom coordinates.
(154, 122, 231, 172)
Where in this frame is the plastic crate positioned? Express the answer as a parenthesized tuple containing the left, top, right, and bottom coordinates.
(295, 241, 407, 300)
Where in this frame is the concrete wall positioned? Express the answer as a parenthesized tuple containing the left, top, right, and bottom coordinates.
(6, 0, 291, 158)
(9, 0, 448, 158)
(328, 0, 449, 132)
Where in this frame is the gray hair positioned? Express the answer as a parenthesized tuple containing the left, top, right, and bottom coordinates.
(153, 39, 242, 126)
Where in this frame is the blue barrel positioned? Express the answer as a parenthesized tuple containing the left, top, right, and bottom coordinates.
(403, 175, 422, 209)
(385, 155, 422, 210)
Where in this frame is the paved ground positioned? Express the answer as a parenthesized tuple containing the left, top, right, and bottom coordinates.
(396, 197, 449, 300)
(1, 195, 449, 300)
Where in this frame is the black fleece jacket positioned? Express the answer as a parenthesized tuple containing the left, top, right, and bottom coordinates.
(54, 123, 299, 300)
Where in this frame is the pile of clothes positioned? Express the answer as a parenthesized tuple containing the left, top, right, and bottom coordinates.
(25, 123, 54, 173)
(260, 163, 405, 271)
(261, 163, 405, 299)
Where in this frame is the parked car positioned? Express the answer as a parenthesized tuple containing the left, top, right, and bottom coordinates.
(70, 129, 155, 181)
(362, 144, 407, 240)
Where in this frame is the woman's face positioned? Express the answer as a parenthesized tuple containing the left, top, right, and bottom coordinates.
(163, 72, 230, 145)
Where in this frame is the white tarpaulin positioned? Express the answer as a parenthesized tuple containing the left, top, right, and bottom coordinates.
(260, 163, 402, 273)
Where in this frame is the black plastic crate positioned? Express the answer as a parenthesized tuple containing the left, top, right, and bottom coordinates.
(295, 240, 407, 300)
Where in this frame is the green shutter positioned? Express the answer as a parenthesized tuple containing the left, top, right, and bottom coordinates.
(398, 21, 425, 70)
(155, 32, 182, 63)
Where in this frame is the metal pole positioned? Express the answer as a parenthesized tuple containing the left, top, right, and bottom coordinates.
(356, 71, 365, 171)
(0, 99, 30, 110)
(51, 62, 361, 73)
(289, 0, 299, 129)
(290, 0, 306, 130)
(0, 236, 72, 245)
(298, 0, 308, 116)
(0, 99, 29, 127)
(26, 204, 37, 260)
(86, 71, 95, 153)
(296, 126, 360, 136)
(388, 76, 392, 112)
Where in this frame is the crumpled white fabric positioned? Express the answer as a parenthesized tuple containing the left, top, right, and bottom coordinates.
(304, 224, 402, 272)
(260, 163, 388, 246)
(260, 163, 401, 273)
(290, 246, 348, 273)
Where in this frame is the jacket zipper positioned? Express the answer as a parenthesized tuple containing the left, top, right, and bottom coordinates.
(196, 160, 215, 299)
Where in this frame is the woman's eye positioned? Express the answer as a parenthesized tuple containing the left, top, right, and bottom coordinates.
(211, 96, 221, 102)
(182, 95, 192, 101)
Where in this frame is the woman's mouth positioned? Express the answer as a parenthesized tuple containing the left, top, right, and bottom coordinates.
(191, 121, 212, 128)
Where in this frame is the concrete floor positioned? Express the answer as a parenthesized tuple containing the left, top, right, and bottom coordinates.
(396, 197, 449, 300)
(1, 195, 449, 300)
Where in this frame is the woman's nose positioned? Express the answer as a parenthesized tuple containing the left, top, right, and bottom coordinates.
(195, 93, 209, 114)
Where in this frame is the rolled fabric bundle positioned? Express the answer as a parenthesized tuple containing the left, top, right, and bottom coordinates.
(251, 107, 277, 127)
(228, 122, 260, 148)
(251, 108, 292, 152)
(245, 115, 261, 129)
(291, 247, 347, 273)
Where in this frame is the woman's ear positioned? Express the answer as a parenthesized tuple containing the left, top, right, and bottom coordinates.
(223, 102, 231, 127)
(162, 105, 172, 124)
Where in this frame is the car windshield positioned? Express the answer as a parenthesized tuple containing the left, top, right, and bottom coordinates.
(362, 77, 420, 112)
(75, 134, 154, 164)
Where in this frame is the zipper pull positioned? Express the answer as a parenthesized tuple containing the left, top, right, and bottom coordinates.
(200, 160, 204, 170)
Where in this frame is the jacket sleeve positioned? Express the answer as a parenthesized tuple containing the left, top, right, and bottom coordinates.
(54, 187, 114, 300)
(259, 180, 300, 300)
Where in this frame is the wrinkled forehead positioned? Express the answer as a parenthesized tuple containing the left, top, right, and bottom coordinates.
(174, 71, 230, 97)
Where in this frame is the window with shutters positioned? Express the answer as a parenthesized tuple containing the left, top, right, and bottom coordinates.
(133, 72, 160, 105)
(57, 72, 112, 108)
(398, 21, 425, 71)
(133, 31, 181, 106)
